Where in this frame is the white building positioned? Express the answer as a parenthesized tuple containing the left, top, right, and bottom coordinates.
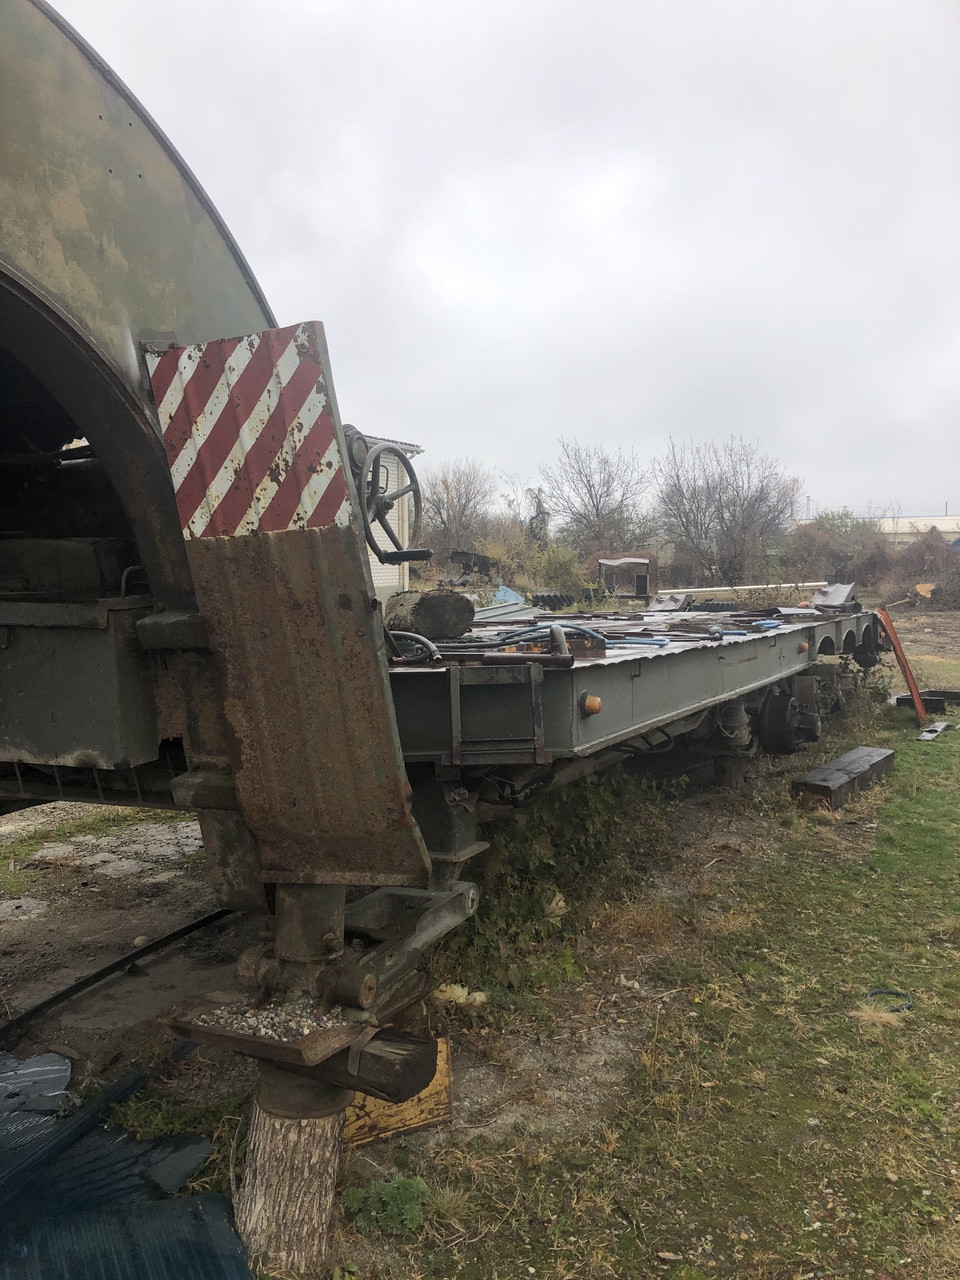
(873, 516, 960, 551)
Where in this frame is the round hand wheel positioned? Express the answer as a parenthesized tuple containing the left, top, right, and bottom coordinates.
(358, 441, 423, 561)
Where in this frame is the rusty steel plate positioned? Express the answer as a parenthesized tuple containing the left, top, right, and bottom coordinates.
(160, 1013, 361, 1068)
(146, 322, 430, 887)
(162, 973, 433, 1067)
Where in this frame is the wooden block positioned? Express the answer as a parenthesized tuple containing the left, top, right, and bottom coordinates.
(344, 1036, 452, 1147)
(792, 746, 895, 810)
(319, 1028, 437, 1103)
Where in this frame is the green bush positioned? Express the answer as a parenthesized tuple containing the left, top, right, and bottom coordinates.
(342, 1176, 430, 1235)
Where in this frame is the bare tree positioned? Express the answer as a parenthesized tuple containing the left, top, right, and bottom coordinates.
(540, 439, 651, 557)
(479, 479, 587, 594)
(653, 437, 802, 585)
(421, 456, 497, 560)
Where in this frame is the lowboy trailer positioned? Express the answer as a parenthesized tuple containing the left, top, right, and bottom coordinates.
(0, 1, 883, 1267)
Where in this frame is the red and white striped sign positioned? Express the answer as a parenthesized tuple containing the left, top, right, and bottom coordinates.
(144, 322, 352, 538)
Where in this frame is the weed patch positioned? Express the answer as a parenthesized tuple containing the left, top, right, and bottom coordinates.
(437, 768, 681, 1002)
(110, 1058, 254, 1197)
(342, 1177, 431, 1235)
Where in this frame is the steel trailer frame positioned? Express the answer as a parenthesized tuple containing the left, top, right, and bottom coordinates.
(390, 611, 879, 766)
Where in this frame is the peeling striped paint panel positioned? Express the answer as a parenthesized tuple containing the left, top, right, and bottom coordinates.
(144, 322, 351, 538)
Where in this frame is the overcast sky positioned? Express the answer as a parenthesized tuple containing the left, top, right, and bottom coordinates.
(54, 0, 960, 518)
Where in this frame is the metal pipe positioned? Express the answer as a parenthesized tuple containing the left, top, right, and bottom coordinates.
(492, 624, 669, 648)
(388, 631, 443, 662)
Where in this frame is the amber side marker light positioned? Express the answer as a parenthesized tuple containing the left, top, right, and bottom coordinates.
(579, 693, 603, 717)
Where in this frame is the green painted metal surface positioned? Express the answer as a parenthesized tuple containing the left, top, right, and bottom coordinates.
(0, 597, 158, 768)
(0, 0, 273, 407)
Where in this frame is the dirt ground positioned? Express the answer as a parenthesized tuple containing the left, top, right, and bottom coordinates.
(883, 606, 960, 670)
(0, 806, 260, 1074)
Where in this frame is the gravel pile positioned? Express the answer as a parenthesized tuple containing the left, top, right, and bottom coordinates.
(193, 996, 345, 1042)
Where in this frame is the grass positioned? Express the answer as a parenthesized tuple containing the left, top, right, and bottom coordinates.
(335, 675, 960, 1279)
(110, 1058, 254, 1197)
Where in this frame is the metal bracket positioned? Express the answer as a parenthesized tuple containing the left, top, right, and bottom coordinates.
(347, 1025, 379, 1076)
(331, 882, 480, 1009)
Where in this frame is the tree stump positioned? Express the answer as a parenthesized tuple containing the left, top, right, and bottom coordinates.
(235, 1079, 352, 1277)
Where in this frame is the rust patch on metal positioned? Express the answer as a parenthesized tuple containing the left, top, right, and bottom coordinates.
(185, 526, 430, 887)
(161, 1012, 361, 1068)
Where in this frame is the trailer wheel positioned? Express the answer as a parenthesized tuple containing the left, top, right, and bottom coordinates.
(757, 691, 801, 754)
